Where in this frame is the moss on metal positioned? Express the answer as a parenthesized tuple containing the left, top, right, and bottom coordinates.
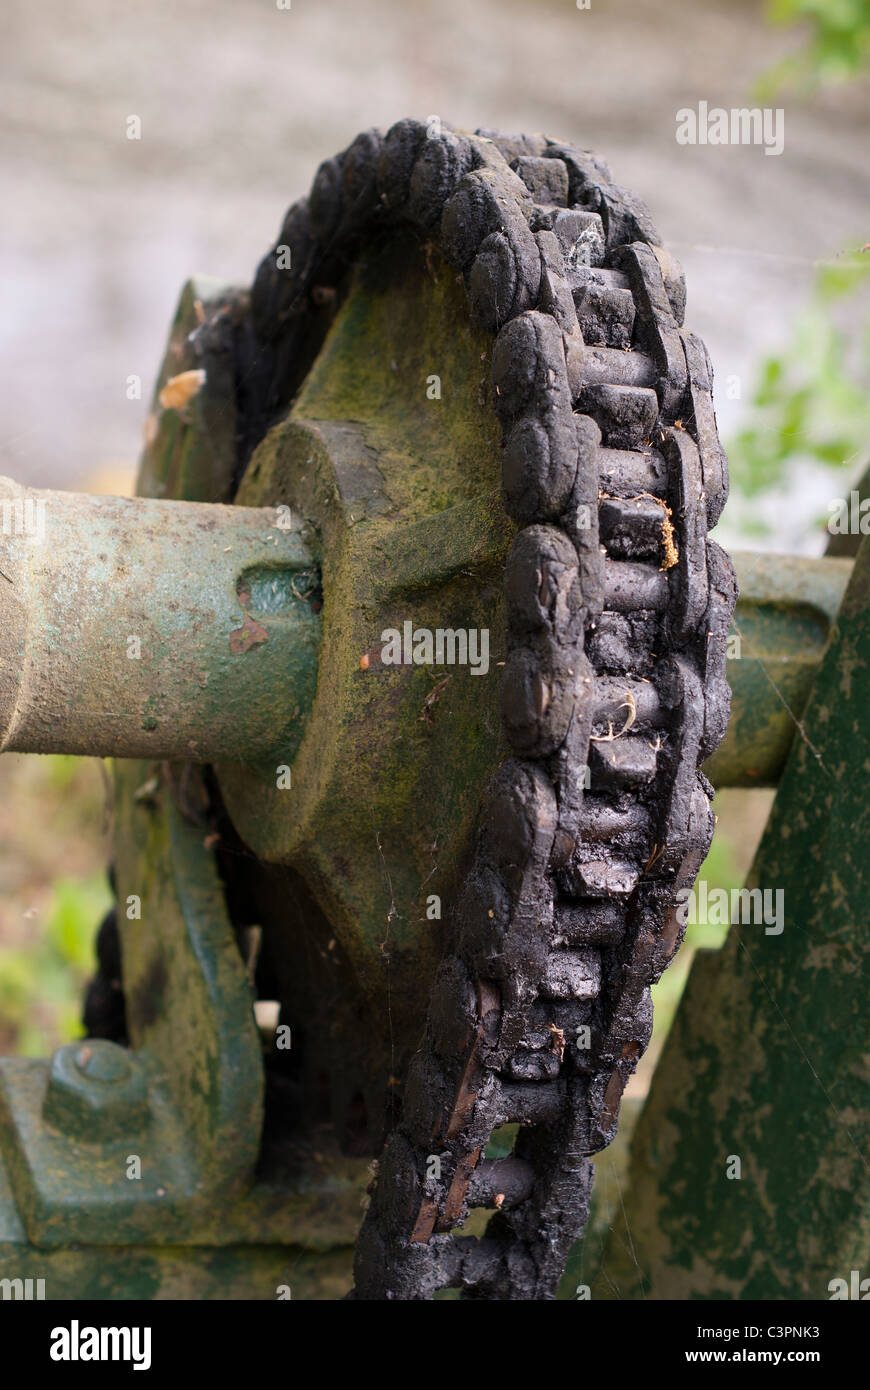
(216, 232, 513, 1052)
(591, 536, 870, 1300)
(707, 550, 852, 787)
(1, 253, 864, 1293)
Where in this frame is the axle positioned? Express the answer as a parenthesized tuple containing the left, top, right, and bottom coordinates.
(0, 475, 320, 764)
(0, 475, 849, 785)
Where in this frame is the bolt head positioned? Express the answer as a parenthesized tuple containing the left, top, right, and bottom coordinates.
(43, 1040, 149, 1141)
(73, 1043, 131, 1084)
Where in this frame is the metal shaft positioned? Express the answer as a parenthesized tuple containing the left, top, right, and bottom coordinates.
(708, 549, 852, 786)
(0, 477, 851, 781)
(0, 476, 320, 763)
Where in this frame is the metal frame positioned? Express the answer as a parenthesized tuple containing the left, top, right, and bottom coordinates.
(0, 271, 864, 1300)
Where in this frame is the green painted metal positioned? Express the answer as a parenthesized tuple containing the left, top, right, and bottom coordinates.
(0, 759, 367, 1290)
(0, 270, 372, 1295)
(0, 778, 263, 1243)
(707, 549, 852, 787)
(0, 475, 320, 765)
(137, 275, 244, 506)
(42, 1040, 150, 1142)
(0, 1240, 355, 1301)
(0, 256, 865, 1298)
(215, 232, 511, 1052)
(0, 266, 850, 796)
(590, 534, 870, 1300)
(0, 1114, 361, 1299)
(0, 454, 849, 790)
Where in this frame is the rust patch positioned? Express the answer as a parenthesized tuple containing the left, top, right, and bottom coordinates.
(548, 1022, 566, 1061)
(418, 675, 451, 723)
(438, 1147, 482, 1231)
(601, 1042, 642, 1128)
(159, 368, 206, 410)
(229, 613, 269, 654)
(409, 1199, 438, 1245)
(660, 504, 679, 570)
(659, 906, 682, 962)
(601, 1067, 626, 1129)
(445, 980, 501, 1142)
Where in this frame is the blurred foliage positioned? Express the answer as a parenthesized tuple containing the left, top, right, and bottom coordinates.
(647, 828, 739, 1048)
(0, 871, 111, 1057)
(758, 0, 870, 96)
(726, 249, 870, 534)
(0, 754, 111, 1057)
(486, 1123, 519, 1161)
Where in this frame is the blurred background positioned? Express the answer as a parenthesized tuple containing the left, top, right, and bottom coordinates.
(0, 0, 867, 1098)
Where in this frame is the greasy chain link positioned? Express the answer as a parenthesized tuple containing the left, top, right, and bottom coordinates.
(200, 121, 735, 1299)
